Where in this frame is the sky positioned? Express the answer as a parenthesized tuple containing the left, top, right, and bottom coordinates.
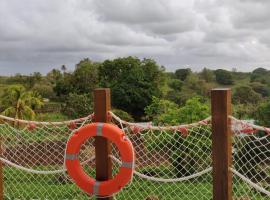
(1, 0, 270, 75)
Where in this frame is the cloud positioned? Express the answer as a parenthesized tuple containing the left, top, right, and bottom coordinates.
(1, 0, 270, 75)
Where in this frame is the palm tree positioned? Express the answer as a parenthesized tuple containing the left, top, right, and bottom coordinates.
(61, 65, 67, 73)
(1, 85, 43, 120)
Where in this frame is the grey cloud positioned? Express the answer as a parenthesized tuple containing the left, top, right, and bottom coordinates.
(1, 0, 270, 75)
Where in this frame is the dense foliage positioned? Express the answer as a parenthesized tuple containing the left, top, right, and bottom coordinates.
(0, 85, 43, 119)
(1, 57, 270, 126)
(99, 57, 165, 119)
(61, 93, 93, 119)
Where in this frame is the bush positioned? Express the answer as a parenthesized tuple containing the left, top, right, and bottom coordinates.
(250, 82, 270, 97)
(111, 109, 134, 122)
(256, 101, 270, 127)
(175, 68, 191, 81)
(32, 84, 55, 99)
(233, 85, 262, 105)
(215, 69, 233, 85)
(62, 93, 93, 118)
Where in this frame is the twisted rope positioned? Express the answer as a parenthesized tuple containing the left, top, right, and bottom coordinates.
(109, 111, 211, 131)
(230, 168, 270, 197)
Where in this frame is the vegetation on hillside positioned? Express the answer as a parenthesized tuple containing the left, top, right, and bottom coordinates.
(0, 57, 269, 126)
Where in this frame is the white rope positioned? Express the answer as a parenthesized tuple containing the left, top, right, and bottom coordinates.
(0, 114, 93, 125)
(0, 156, 95, 174)
(0, 155, 211, 182)
(109, 111, 211, 131)
(110, 155, 212, 182)
(133, 167, 212, 183)
(230, 116, 270, 133)
(230, 168, 270, 197)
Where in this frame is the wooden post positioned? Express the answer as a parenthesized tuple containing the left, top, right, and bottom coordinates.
(0, 138, 3, 200)
(94, 88, 113, 200)
(211, 88, 232, 200)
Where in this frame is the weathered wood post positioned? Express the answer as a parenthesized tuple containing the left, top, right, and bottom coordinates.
(211, 88, 232, 200)
(94, 88, 113, 200)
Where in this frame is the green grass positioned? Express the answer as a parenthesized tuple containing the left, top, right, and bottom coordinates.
(36, 112, 69, 122)
(4, 166, 213, 200)
(3, 167, 269, 200)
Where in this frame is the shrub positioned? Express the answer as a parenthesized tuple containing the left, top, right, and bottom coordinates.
(32, 84, 55, 99)
(62, 93, 93, 118)
(215, 69, 233, 85)
(111, 109, 134, 122)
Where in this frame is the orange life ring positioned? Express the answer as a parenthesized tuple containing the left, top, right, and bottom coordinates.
(65, 123, 134, 196)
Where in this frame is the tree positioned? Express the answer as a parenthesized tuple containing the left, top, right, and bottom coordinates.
(53, 72, 74, 98)
(61, 65, 67, 73)
(145, 96, 209, 125)
(33, 72, 42, 82)
(168, 79, 183, 91)
(62, 93, 93, 118)
(177, 74, 210, 105)
(233, 85, 262, 105)
(233, 103, 257, 119)
(215, 69, 233, 85)
(145, 97, 180, 125)
(1, 85, 43, 120)
(178, 96, 210, 124)
(72, 59, 99, 94)
(165, 79, 183, 104)
(145, 96, 210, 177)
(5, 73, 27, 85)
(99, 57, 165, 119)
(46, 69, 62, 85)
(26, 72, 42, 89)
(175, 68, 191, 81)
(250, 82, 270, 97)
(252, 67, 268, 75)
(32, 84, 55, 99)
(256, 101, 270, 127)
(250, 68, 270, 83)
(50, 59, 99, 100)
(111, 109, 134, 122)
(200, 68, 215, 82)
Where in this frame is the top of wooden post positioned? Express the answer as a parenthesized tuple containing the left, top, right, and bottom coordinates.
(94, 88, 111, 123)
(211, 88, 231, 91)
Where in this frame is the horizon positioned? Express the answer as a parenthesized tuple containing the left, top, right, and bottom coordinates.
(0, 56, 269, 76)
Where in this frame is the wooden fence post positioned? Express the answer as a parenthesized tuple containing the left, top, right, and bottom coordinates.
(94, 88, 113, 200)
(211, 88, 232, 200)
(0, 138, 3, 200)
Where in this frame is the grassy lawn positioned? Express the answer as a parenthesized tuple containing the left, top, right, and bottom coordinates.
(36, 112, 69, 122)
(3, 167, 269, 200)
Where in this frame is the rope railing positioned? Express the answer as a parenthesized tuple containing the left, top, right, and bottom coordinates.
(0, 113, 94, 126)
(0, 154, 212, 183)
(230, 116, 270, 199)
(0, 156, 96, 175)
(109, 111, 211, 131)
(230, 168, 270, 197)
(0, 112, 269, 199)
(110, 111, 213, 199)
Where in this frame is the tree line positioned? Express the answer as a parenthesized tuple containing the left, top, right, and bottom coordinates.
(0, 56, 270, 126)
